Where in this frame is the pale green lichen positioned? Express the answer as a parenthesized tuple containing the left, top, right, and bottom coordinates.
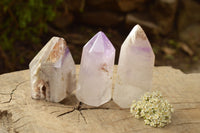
(130, 91, 174, 128)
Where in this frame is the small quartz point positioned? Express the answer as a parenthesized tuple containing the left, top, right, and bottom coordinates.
(29, 37, 76, 102)
(76, 31, 115, 107)
(113, 25, 155, 108)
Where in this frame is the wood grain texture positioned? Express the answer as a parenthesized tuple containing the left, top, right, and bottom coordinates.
(0, 65, 200, 133)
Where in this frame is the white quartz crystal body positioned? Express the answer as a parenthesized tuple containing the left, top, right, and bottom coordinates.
(76, 31, 115, 107)
(29, 37, 76, 102)
(113, 25, 155, 108)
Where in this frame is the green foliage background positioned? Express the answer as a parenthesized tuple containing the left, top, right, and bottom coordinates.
(0, 0, 63, 50)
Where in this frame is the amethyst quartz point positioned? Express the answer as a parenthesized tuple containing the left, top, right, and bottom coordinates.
(29, 37, 76, 102)
(113, 25, 155, 108)
(76, 31, 115, 107)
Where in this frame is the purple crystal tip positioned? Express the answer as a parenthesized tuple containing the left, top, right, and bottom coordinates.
(84, 31, 115, 53)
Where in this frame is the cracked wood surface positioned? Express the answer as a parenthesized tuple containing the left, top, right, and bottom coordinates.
(0, 65, 200, 133)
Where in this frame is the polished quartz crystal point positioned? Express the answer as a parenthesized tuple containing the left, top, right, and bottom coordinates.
(113, 25, 155, 108)
(29, 37, 76, 102)
(76, 31, 115, 107)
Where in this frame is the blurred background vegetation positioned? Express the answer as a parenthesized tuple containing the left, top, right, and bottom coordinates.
(0, 0, 200, 74)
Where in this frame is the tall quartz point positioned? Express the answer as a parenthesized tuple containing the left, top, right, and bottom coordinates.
(113, 25, 155, 108)
(76, 31, 115, 107)
(29, 37, 76, 102)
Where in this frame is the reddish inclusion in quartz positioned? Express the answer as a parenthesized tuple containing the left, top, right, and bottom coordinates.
(47, 39, 67, 63)
(29, 37, 76, 102)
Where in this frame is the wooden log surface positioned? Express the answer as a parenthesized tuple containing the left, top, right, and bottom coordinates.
(0, 65, 200, 133)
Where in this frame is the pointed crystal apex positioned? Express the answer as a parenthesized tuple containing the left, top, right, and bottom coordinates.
(89, 32, 105, 53)
(84, 31, 115, 53)
(113, 25, 155, 108)
(29, 37, 76, 102)
(122, 24, 154, 57)
(76, 31, 116, 107)
(132, 24, 147, 40)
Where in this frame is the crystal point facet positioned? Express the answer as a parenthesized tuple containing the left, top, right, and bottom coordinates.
(113, 25, 155, 108)
(29, 37, 76, 102)
(76, 31, 115, 107)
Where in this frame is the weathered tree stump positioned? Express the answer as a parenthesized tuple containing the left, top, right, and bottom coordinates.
(0, 65, 200, 133)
